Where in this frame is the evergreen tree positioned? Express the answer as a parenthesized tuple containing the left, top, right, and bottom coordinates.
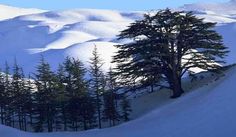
(3, 62, 13, 127)
(17, 67, 31, 131)
(33, 55, 56, 132)
(113, 9, 228, 98)
(102, 68, 120, 127)
(64, 57, 96, 131)
(0, 68, 6, 125)
(89, 45, 105, 129)
(11, 60, 25, 130)
(23, 74, 34, 131)
(120, 95, 132, 122)
(54, 63, 68, 131)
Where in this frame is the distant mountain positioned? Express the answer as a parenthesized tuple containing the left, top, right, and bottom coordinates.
(0, 8, 142, 73)
(0, 2, 235, 74)
(180, 0, 236, 14)
(0, 4, 45, 20)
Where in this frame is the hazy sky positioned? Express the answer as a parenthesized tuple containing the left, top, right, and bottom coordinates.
(0, 0, 230, 11)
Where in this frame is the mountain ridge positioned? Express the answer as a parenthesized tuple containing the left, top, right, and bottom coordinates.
(0, 4, 45, 21)
(0, 2, 235, 73)
(180, 0, 236, 14)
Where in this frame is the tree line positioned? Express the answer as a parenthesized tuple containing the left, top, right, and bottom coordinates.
(0, 46, 131, 132)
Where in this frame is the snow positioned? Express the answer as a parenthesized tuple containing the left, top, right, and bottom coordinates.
(215, 23, 236, 64)
(0, 8, 142, 73)
(0, 3, 235, 73)
(180, 0, 236, 14)
(179, 0, 236, 23)
(1, 65, 235, 137)
(0, 1, 236, 136)
(0, 4, 45, 21)
(64, 41, 118, 70)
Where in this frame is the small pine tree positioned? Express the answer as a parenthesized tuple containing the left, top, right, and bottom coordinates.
(120, 95, 132, 122)
(33, 55, 56, 132)
(89, 45, 105, 129)
(22, 74, 34, 131)
(102, 68, 120, 127)
(54, 63, 68, 131)
(0, 68, 6, 125)
(64, 57, 97, 131)
(11, 60, 25, 130)
(4, 62, 14, 127)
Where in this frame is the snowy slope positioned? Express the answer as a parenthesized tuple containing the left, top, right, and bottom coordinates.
(0, 4, 45, 21)
(181, 0, 236, 14)
(0, 8, 142, 73)
(179, 0, 236, 23)
(1, 66, 236, 137)
(215, 23, 236, 65)
(0, 3, 235, 73)
(0, 4, 235, 73)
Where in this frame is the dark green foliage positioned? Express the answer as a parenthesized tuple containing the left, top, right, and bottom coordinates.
(0, 68, 6, 125)
(64, 57, 96, 131)
(11, 60, 29, 131)
(89, 45, 105, 129)
(33, 55, 57, 132)
(3, 62, 13, 127)
(113, 9, 228, 98)
(0, 56, 131, 132)
(102, 68, 120, 126)
(120, 95, 132, 122)
(0, 54, 128, 132)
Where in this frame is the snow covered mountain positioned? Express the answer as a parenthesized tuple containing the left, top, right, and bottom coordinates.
(0, 2, 235, 73)
(0, 4, 45, 20)
(180, 0, 236, 14)
(0, 8, 142, 73)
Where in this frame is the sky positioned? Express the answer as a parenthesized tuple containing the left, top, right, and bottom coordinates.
(0, 0, 230, 11)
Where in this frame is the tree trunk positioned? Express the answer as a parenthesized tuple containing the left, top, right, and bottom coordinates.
(170, 73, 184, 98)
(18, 111, 22, 130)
(62, 106, 67, 131)
(83, 118, 87, 130)
(0, 106, 4, 124)
(23, 113, 27, 131)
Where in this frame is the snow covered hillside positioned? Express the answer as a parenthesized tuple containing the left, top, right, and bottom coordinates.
(0, 4, 45, 21)
(1, 65, 235, 137)
(181, 0, 236, 14)
(0, 8, 142, 73)
(0, 1, 236, 73)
